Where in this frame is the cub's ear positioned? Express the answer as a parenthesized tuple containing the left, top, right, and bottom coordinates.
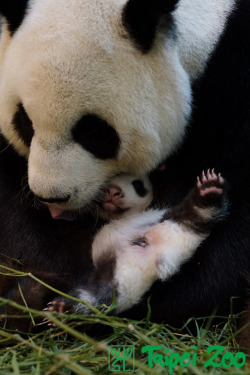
(122, 0, 179, 52)
(0, 0, 29, 35)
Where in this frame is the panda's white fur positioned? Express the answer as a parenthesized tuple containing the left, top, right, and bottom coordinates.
(92, 210, 206, 313)
(175, 0, 236, 79)
(0, 0, 189, 210)
(0, 0, 234, 211)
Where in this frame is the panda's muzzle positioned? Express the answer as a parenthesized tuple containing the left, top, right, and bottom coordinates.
(32, 194, 77, 221)
(36, 195, 70, 204)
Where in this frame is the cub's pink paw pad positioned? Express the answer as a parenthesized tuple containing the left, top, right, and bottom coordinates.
(44, 300, 66, 314)
(197, 169, 224, 197)
(43, 300, 66, 327)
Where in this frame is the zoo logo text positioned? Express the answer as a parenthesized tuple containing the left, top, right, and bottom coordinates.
(142, 345, 246, 373)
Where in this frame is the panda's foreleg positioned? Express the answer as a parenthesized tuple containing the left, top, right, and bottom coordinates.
(168, 169, 227, 234)
(44, 283, 114, 318)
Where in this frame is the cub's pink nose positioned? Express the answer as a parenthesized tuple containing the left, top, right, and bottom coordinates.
(103, 186, 123, 203)
(109, 186, 122, 199)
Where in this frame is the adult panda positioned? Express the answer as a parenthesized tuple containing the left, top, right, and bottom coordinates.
(0, 0, 249, 330)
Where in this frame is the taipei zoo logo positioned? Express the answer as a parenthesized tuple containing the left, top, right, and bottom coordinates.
(108, 345, 246, 373)
(109, 346, 135, 372)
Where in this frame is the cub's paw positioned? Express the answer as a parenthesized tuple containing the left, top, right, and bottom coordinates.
(45, 299, 68, 314)
(197, 169, 224, 197)
(43, 297, 73, 327)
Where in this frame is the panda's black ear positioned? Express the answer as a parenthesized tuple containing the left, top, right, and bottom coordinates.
(122, 0, 179, 53)
(0, 0, 29, 35)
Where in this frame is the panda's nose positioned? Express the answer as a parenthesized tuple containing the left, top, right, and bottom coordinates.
(35, 195, 71, 204)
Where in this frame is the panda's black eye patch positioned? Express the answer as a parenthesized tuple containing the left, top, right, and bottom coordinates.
(13, 104, 34, 147)
(132, 180, 148, 197)
(72, 114, 120, 159)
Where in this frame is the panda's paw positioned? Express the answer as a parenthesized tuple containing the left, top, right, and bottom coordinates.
(43, 297, 73, 327)
(197, 169, 224, 197)
(46, 299, 67, 313)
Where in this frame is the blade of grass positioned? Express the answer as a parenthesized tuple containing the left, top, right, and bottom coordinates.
(17, 282, 35, 326)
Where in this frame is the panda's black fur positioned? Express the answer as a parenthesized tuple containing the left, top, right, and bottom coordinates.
(0, 135, 99, 329)
(123, 0, 178, 52)
(0, 0, 250, 335)
(127, 0, 250, 325)
(0, 135, 97, 323)
(72, 114, 121, 160)
(13, 104, 34, 148)
(0, 0, 29, 35)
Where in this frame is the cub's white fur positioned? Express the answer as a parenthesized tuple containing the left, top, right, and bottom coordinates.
(92, 210, 206, 313)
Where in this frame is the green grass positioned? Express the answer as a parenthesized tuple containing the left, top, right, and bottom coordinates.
(0, 267, 250, 374)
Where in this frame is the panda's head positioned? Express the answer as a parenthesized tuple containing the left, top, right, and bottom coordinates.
(0, 0, 191, 212)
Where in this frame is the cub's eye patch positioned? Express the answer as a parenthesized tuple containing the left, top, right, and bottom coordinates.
(132, 179, 148, 197)
(72, 114, 120, 159)
(13, 104, 34, 147)
(131, 236, 148, 247)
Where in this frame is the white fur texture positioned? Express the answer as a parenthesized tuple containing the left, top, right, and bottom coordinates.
(0, 0, 191, 209)
(175, 0, 236, 79)
(0, 0, 234, 210)
(92, 210, 206, 313)
(74, 290, 96, 313)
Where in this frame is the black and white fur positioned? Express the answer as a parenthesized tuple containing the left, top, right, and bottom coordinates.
(98, 173, 153, 220)
(47, 170, 227, 315)
(0, 0, 249, 333)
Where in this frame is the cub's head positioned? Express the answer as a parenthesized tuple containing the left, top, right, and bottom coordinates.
(0, 0, 191, 213)
(98, 173, 153, 220)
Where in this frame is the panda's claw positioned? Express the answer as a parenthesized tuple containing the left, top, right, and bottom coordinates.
(197, 176, 202, 189)
(43, 299, 68, 327)
(218, 174, 224, 185)
(201, 170, 207, 183)
(211, 168, 217, 180)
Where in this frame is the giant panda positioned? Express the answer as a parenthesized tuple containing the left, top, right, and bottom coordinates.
(0, 0, 249, 332)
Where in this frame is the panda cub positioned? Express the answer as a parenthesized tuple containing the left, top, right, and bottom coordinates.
(47, 170, 227, 316)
